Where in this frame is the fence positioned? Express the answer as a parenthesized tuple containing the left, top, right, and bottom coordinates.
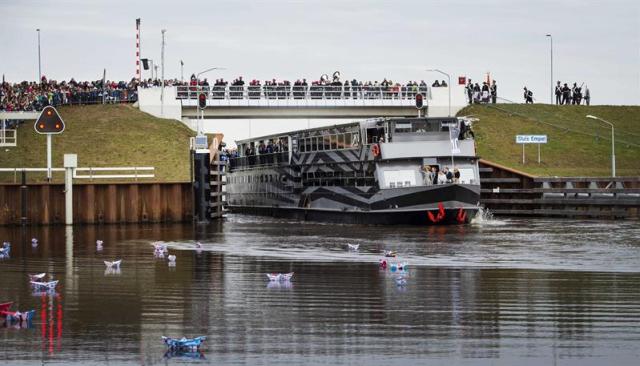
(0, 129, 16, 147)
(0, 167, 155, 183)
(176, 84, 430, 101)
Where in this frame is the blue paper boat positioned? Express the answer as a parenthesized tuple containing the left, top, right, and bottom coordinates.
(162, 336, 207, 350)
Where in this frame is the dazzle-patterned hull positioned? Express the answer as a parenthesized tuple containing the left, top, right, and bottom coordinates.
(227, 117, 481, 225)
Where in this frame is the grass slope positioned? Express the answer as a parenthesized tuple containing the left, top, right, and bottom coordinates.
(0, 104, 195, 182)
(460, 104, 640, 177)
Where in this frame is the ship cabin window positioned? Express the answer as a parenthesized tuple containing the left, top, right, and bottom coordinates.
(337, 134, 345, 149)
(366, 127, 385, 144)
(323, 135, 331, 150)
(296, 130, 360, 153)
(331, 135, 338, 149)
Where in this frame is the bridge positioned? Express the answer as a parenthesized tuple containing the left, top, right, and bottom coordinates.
(137, 83, 468, 122)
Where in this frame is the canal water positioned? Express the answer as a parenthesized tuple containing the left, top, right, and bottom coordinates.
(0, 215, 639, 365)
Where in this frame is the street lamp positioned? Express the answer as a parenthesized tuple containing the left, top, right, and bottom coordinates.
(426, 69, 451, 117)
(196, 66, 226, 80)
(36, 29, 41, 82)
(586, 115, 616, 177)
(195, 67, 226, 136)
(546, 34, 553, 104)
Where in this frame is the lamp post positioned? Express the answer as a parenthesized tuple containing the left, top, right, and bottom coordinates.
(196, 66, 226, 80)
(36, 29, 41, 82)
(546, 34, 553, 104)
(160, 29, 166, 116)
(426, 69, 451, 117)
(586, 115, 616, 177)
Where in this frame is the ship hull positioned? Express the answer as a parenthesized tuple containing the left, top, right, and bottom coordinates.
(227, 183, 480, 225)
(228, 205, 478, 225)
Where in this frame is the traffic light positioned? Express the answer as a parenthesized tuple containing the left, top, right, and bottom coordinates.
(415, 93, 424, 109)
(198, 93, 207, 109)
(34, 106, 65, 134)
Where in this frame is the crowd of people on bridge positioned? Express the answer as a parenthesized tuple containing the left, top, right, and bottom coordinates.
(173, 74, 430, 100)
(0, 76, 139, 112)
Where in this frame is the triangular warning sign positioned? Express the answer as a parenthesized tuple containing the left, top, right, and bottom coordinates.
(34, 106, 65, 134)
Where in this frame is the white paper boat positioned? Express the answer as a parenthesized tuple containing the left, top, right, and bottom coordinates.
(347, 244, 360, 251)
(104, 259, 122, 268)
(152, 242, 168, 253)
(383, 250, 397, 257)
(395, 276, 407, 286)
(266, 272, 294, 281)
(30, 280, 59, 289)
(28, 273, 46, 281)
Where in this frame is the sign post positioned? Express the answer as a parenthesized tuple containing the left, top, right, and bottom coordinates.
(516, 135, 548, 164)
(34, 106, 65, 181)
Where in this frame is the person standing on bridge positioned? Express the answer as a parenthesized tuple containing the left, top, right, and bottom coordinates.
(555, 81, 562, 105)
(466, 79, 473, 104)
(524, 87, 534, 104)
(561, 83, 571, 105)
(584, 85, 590, 105)
(490, 80, 497, 104)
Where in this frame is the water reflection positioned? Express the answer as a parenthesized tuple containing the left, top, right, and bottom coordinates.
(0, 216, 638, 365)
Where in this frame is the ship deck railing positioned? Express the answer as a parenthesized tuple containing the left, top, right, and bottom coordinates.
(229, 152, 290, 171)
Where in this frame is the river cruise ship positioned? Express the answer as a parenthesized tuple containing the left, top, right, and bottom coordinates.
(226, 117, 480, 225)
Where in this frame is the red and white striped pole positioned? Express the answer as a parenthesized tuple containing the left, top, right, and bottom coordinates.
(135, 18, 141, 80)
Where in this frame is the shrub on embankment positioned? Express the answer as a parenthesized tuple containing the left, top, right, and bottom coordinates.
(0, 104, 194, 182)
(461, 104, 640, 177)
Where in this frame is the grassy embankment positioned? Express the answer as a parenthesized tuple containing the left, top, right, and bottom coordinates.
(0, 104, 195, 182)
(459, 104, 640, 177)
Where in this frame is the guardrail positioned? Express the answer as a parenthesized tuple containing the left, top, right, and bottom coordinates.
(176, 85, 431, 101)
(0, 129, 17, 147)
(0, 167, 155, 183)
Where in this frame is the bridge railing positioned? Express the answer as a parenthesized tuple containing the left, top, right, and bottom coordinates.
(176, 85, 430, 102)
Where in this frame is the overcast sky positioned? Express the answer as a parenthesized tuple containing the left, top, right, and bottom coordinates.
(1, 0, 638, 105)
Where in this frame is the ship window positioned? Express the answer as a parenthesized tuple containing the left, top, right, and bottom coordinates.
(337, 134, 345, 149)
(305, 138, 312, 152)
(331, 135, 338, 149)
(323, 135, 331, 150)
(300, 138, 306, 152)
(344, 133, 351, 148)
(317, 136, 324, 151)
(311, 137, 318, 151)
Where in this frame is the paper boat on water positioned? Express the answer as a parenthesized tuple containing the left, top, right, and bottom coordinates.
(266, 272, 294, 282)
(104, 260, 122, 268)
(162, 336, 207, 350)
(28, 273, 46, 281)
(30, 280, 58, 289)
